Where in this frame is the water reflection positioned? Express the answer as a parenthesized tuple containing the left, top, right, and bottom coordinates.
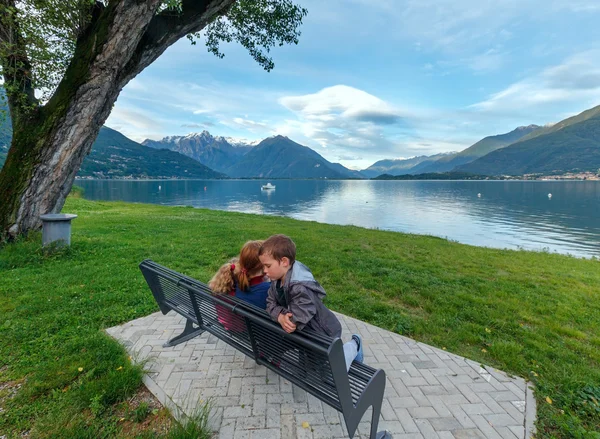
(76, 179, 600, 258)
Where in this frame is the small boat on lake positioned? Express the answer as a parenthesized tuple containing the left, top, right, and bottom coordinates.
(261, 183, 276, 190)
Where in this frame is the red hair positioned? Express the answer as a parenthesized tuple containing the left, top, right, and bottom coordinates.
(237, 240, 264, 292)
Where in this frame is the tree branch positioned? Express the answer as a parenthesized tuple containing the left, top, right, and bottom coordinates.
(117, 0, 236, 88)
(0, 0, 38, 119)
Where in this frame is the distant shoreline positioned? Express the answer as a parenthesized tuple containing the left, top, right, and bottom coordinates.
(75, 174, 600, 182)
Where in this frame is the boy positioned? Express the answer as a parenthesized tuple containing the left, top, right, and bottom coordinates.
(258, 234, 363, 370)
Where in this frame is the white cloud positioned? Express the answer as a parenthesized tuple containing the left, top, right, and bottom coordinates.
(107, 108, 163, 131)
(348, 0, 526, 53)
(280, 85, 405, 124)
(274, 85, 464, 169)
(277, 85, 412, 160)
(227, 117, 268, 131)
(471, 50, 600, 115)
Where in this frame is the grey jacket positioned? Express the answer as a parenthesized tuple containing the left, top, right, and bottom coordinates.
(266, 261, 342, 338)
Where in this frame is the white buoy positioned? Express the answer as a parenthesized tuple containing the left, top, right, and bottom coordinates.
(158, 185, 161, 190)
(477, 193, 481, 198)
(548, 193, 552, 198)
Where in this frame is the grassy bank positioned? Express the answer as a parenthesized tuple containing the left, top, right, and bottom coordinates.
(1, 197, 599, 438)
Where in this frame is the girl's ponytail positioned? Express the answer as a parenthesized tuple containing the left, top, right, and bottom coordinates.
(209, 257, 239, 294)
(237, 268, 249, 292)
(237, 240, 264, 292)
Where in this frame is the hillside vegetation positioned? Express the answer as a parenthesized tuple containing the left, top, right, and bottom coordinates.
(459, 114, 600, 175)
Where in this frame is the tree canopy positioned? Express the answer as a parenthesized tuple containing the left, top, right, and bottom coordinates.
(0, 0, 306, 112)
(0, 0, 307, 239)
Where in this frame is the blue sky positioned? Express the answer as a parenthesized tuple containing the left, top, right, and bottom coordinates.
(106, 0, 600, 170)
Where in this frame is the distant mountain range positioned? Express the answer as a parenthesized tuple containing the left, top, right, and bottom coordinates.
(361, 104, 600, 177)
(223, 135, 364, 179)
(458, 107, 600, 175)
(360, 153, 453, 178)
(143, 131, 257, 174)
(0, 121, 359, 179)
(361, 125, 539, 176)
(2, 101, 600, 179)
(0, 111, 224, 178)
(143, 131, 363, 179)
(414, 125, 540, 174)
(78, 127, 225, 179)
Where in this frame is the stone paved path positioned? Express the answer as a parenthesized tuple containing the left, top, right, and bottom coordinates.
(107, 311, 536, 439)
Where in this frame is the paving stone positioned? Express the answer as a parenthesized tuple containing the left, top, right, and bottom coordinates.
(408, 406, 440, 419)
(485, 413, 522, 428)
(106, 310, 535, 439)
(311, 423, 345, 439)
(453, 429, 487, 439)
(461, 403, 495, 415)
(280, 414, 296, 439)
(428, 416, 463, 431)
(446, 404, 477, 429)
(426, 395, 453, 417)
(415, 418, 440, 438)
(509, 425, 525, 438)
(388, 396, 419, 408)
(495, 426, 520, 439)
(267, 404, 281, 428)
(236, 415, 266, 429)
(469, 414, 504, 439)
(252, 392, 267, 416)
(223, 405, 252, 418)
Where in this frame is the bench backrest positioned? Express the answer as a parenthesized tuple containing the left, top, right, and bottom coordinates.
(139, 260, 348, 411)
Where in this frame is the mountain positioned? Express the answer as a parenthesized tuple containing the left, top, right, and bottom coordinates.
(361, 155, 439, 178)
(0, 125, 226, 178)
(142, 131, 256, 174)
(79, 127, 225, 178)
(457, 110, 600, 176)
(516, 105, 600, 143)
(416, 125, 540, 174)
(323, 162, 365, 179)
(403, 152, 458, 175)
(224, 135, 364, 179)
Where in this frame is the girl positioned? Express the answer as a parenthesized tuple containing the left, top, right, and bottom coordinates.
(209, 241, 270, 329)
(234, 240, 270, 309)
(209, 257, 243, 331)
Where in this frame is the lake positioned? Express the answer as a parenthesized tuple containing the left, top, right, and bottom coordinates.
(76, 179, 600, 258)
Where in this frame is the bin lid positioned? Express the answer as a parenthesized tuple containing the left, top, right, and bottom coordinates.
(40, 214, 78, 222)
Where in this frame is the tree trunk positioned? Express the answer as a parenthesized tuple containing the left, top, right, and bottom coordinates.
(0, 0, 235, 240)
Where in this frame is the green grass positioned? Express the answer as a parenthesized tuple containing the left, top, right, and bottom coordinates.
(1, 196, 599, 438)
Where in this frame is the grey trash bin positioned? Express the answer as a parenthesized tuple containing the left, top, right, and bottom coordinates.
(40, 214, 78, 247)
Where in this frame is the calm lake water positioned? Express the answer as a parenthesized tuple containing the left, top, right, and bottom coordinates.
(76, 179, 600, 258)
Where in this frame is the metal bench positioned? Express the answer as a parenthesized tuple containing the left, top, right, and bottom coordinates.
(140, 259, 391, 439)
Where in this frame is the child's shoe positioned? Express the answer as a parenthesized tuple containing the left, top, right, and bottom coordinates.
(352, 334, 363, 363)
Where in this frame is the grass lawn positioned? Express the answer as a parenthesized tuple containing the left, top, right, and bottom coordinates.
(1, 195, 599, 438)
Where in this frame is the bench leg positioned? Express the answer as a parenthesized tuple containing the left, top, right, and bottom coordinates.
(163, 319, 205, 347)
(370, 397, 392, 439)
(369, 383, 392, 439)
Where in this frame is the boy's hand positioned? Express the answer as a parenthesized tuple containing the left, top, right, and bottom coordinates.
(278, 312, 296, 333)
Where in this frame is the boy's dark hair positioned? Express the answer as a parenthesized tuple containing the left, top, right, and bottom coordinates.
(259, 234, 296, 265)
